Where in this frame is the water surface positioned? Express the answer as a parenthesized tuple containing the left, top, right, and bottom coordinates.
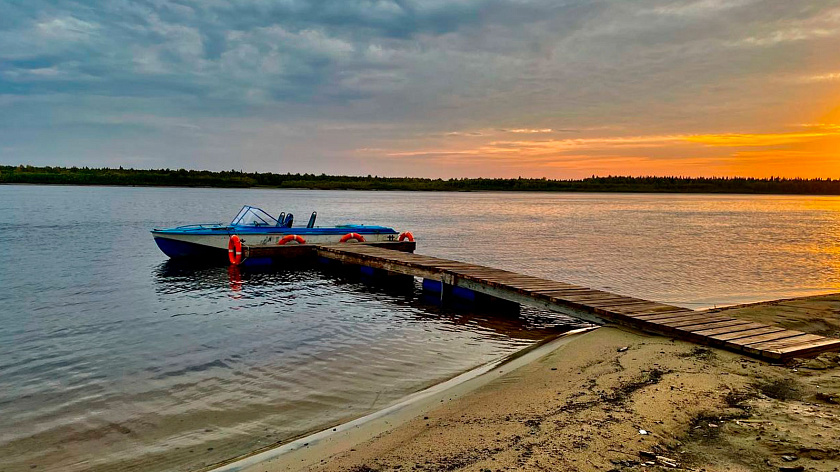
(1, 186, 839, 471)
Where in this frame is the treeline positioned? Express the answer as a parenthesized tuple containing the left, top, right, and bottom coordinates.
(2, 165, 840, 195)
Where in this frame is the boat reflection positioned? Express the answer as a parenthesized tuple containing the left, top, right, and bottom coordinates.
(153, 260, 588, 340)
(227, 265, 242, 292)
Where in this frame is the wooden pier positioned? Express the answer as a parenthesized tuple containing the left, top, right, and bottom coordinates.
(310, 244, 840, 362)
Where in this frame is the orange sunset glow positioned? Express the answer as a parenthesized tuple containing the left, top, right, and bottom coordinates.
(358, 123, 840, 179)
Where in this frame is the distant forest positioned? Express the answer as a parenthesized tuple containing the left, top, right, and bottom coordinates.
(2, 165, 840, 195)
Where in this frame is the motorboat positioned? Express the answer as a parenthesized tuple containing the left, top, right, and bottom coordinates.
(152, 205, 402, 259)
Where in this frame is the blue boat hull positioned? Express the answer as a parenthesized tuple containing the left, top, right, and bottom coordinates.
(154, 237, 227, 259)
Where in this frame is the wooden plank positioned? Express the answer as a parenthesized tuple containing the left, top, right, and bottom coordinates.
(511, 284, 578, 291)
(528, 283, 585, 291)
(591, 304, 649, 313)
(534, 286, 586, 296)
(624, 309, 695, 320)
(314, 249, 442, 281)
(694, 323, 772, 337)
(593, 304, 677, 315)
(500, 276, 556, 282)
(594, 299, 656, 308)
(522, 282, 584, 290)
(567, 297, 643, 306)
(537, 288, 591, 298)
(447, 267, 494, 274)
(642, 312, 725, 324)
(490, 275, 544, 281)
(456, 270, 504, 280)
(679, 319, 757, 333)
(546, 293, 608, 302)
(560, 290, 621, 298)
(576, 295, 650, 309)
(481, 277, 546, 285)
(773, 339, 840, 357)
(709, 326, 786, 341)
(608, 303, 687, 314)
(659, 319, 739, 333)
(530, 289, 591, 297)
(619, 310, 694, 320)
(468, 273, 528, 279)
(741, 334, 821, 359)
(498, 284, 565, 294)
(625, 312, 698, 324)
(529, 285, 586, 291)
(511, 283, 580, 292)
(595, 297, 669, 306)
(728, 330, 807, 347)
(656, 315, 733, 328)
(555, 294, 638, 304)
(747, 334, 826, 351)
(628, 305, 697, 316)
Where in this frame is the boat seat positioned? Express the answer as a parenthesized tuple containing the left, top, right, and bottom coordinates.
(283, 213, 294, 228)
(275, 212, 286, 227)
(307, 211, 317, 228)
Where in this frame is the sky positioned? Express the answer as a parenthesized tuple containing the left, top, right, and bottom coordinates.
(1, 0, 840, 179)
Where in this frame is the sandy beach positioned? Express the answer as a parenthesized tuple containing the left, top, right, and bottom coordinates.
(244, 294, 840, 472)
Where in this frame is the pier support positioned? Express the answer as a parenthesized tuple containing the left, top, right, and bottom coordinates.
(421, 278, 520, 313)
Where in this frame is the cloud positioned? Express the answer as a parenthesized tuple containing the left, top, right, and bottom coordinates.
(384, 128, 840, 157)
(683, 131, 840, 147)
(1, 0, 840, 177)
(503, 128, 554, 134)
(646, 0, 760, 18)
(797, 72, 840, 83)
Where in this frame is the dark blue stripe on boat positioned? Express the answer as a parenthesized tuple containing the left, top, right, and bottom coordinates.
(154, 237, 226, 259)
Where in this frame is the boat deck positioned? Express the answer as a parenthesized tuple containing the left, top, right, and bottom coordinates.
(314, 244, 840, 362)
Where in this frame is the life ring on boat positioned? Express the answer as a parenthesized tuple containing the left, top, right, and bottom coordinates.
(228, 235, 243, 265)
(278, 234, 306, 245)
(339, 232, 365, 243)
(398, 232, 414, 242)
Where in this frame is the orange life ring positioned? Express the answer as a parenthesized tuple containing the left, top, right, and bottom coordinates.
(228, 235, 243, 265)
(278, 234, 306, 245)
(398, 231, 414, 242)
(339, 232, 365, 243)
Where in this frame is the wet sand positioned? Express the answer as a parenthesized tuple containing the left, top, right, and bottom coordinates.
(246, 294, 840, 471)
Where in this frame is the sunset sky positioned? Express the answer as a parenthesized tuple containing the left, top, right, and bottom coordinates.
(2, 0, 840, 178)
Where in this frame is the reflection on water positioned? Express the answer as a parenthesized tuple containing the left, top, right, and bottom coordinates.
(157, 258, 579, 341)
(1, 186, 839, 472)
(2, 255, 578, 472)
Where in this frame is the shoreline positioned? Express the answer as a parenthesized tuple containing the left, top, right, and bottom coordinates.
(3, 182, 840, 197)
(204, 328, 597, 472)
(246, 294, 840, 472)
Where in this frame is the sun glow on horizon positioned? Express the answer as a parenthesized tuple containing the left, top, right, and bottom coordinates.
(359, 122, 840, 179)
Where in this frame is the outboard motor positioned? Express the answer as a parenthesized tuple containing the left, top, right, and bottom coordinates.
(283, 213, 294, 228)
(307, 211, 317, 228)
(276, 212, 286, 227)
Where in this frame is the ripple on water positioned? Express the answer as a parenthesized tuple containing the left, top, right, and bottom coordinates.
(2, 187, 839, 472)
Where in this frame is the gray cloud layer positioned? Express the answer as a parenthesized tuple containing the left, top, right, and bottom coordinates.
(2, 0, 839, 175)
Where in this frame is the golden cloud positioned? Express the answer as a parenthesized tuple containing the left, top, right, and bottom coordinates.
(683, 131, 837, 147)
(504, 128, 554, 134)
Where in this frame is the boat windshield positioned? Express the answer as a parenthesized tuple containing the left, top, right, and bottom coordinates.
(230, 206, 279, 227)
